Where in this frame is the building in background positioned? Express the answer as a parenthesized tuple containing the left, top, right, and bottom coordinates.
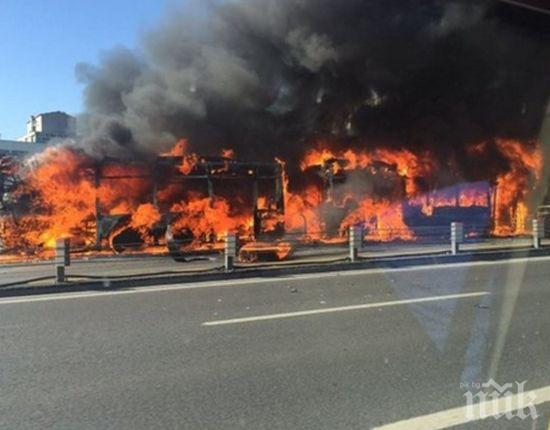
(18, 111, 76, 144)
(0, 111, 76, 156)
(0, 139, 46, 156)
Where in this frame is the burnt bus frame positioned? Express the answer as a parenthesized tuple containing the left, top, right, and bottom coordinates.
(93, 156, 286, 248)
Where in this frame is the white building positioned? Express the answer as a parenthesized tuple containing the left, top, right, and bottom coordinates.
(18, 111, 76, 144)
(0, 139, 46, 156)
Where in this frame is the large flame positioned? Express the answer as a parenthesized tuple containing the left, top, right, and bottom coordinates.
(492, 139, 543, 235)
(171, 195, 253, 245)
(0, 137, 543, 259)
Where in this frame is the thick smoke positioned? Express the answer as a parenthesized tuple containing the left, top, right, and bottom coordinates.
(75, 0, 550, 181)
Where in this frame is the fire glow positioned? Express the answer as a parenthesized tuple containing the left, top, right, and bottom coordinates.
(0, 138, 543, 259)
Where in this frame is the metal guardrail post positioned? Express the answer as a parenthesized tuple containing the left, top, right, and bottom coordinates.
(533, 219, 544, 249)
(225, 233, 237, 271)
(349, 226, 362, 262)
(55, 238, 71, 283)
(451, 222, 464, 255)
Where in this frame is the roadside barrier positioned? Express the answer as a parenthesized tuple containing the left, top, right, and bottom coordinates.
(533, 219, 545, 249)
(451, 222, 464, 255)
(55, 238, 71, 283)
(349, 226, 363, 262)
(225, 232, 237, 271)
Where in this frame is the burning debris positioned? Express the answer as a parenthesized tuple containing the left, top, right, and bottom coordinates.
(239, 241, 294, 263)
(1, 0, 549, 261)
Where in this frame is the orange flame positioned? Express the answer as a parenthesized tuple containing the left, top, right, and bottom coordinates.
(171, 195, 253, 244)
(0, 137, 543, 259)
(492, 139, 542, 235)
(130, 203, 162, 242)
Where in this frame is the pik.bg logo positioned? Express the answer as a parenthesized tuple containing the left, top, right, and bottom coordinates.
(463, 380, 538, 421)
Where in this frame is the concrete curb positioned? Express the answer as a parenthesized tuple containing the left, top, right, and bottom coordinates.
(1, 246, 549, 298)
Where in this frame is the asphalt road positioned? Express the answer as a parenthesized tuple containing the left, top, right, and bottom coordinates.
(1, 257, 550, 429)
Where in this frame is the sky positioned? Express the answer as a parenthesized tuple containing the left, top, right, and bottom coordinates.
(0, 0, 180, 140)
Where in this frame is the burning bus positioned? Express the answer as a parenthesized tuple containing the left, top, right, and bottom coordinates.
(0, 143, 288, 260)
(0, 135, 542, 262)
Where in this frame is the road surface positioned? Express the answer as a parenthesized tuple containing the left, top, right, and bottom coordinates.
(1, 257, 550, 429)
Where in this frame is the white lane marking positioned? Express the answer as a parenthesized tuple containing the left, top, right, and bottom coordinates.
(0, 254, 548, 305)
(202, 292, 489, 326)
(372, 384, 550, 430)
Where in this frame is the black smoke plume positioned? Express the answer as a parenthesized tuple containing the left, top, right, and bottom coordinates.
(75, 0, 550, 185)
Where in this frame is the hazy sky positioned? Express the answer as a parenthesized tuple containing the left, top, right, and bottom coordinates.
(0, 0, 178, 140)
